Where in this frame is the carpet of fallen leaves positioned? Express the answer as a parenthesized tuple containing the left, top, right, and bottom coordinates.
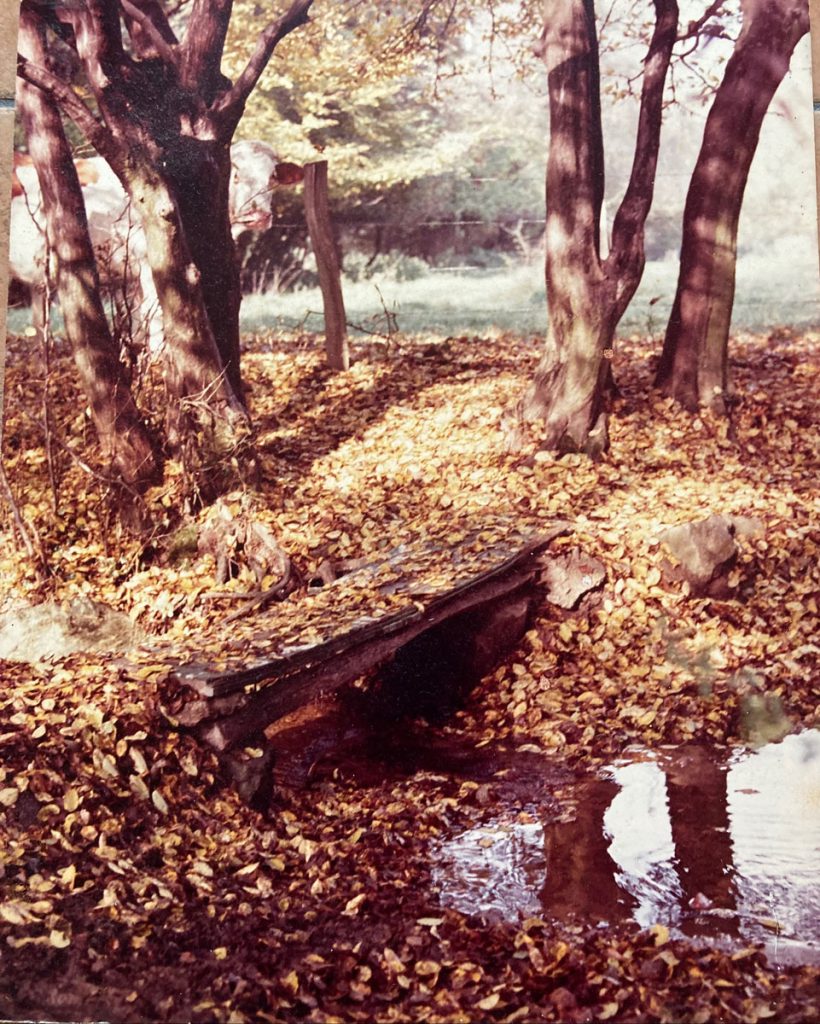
(0, 326, 818, 1023)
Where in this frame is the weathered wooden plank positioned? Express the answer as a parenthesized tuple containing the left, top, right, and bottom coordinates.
(166, 522, 573, 755)
(172, 525, 567, 698)
(195, 565, 536, 752)
(173, 604, 419, 697)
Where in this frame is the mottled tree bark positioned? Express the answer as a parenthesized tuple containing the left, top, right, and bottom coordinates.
(16, 8, 158, 489)
(63, 0, 249, 470)
(168, 143, 244, 397)
(519, 0, 678, 456)
(121, 158, 249, 460)
(656, 0, 809, 412)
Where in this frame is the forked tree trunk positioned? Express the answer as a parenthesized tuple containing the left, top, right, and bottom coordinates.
(63, 2, 252, 484)
(15, 10, 158, 489)
(656, 0, 809, 412)
(519, 0, 677, 456)
(17, 0, 313, 495)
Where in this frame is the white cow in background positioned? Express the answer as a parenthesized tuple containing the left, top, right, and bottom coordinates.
(9, 154, 160, 347)
(229, 140, 304, 238)
(8, 142, 303, 351)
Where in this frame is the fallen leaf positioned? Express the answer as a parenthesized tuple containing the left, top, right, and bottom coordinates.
(148, 788, 168, 814)
(342, 894, 366, 916)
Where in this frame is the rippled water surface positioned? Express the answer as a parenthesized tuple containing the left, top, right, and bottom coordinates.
(433, 732, 820, 965)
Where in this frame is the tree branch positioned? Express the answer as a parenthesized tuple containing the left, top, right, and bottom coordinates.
(0, 459, 48, 578)
(120, 0, 179, 63)
(679, 0, 727, 41)
(61, 0, 126, 94)
(607, 0, 678, 284)
(180, 0, 233, 97)
(16, 54, 118, 164)
(211, 0, 313, 133)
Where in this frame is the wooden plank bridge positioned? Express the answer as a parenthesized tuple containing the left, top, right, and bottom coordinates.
(163, 520, 571, 758)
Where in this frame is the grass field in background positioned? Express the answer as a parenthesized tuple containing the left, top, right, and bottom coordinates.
(7, 247, 819, 342)
(241, 245, 820, 339)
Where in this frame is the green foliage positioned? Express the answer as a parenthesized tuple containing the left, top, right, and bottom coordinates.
(223, 3, 437, 190)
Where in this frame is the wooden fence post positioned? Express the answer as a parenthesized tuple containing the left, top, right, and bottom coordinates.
(303, 160, 349, 371)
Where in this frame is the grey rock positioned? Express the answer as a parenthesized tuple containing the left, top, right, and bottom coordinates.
(540, 548, 607, 609)
(658, 515, 739, 597)
(0, 598, 141, 663)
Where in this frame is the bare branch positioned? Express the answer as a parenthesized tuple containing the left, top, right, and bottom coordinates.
(607, 0, 679, 285)
(407, 0, 457, 38)
(211, 0, 313, 133)
(598, 0, 619, 38)
(16, 53, 117, 163)
(120, 0, 179, 63)
(0, 459, 49, 578)
(679, 0, 726, 41)
(180, 0, 232, 94)
(680, 52, 718, 92)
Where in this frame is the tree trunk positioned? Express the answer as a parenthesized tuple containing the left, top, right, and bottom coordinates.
(15, 10, 158, 490)
(656, 0, 809, 412)
(521, 0, 610, 455)
(304, 161, 349, 371)
(18, 0, 314, 493)
(166, 140, 244, 398)
(520, 0, 678, 455)
(122, 158, 251, 473)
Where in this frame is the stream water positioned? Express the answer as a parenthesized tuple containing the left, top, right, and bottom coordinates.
(271, 708, 819, 965)
(431, 731, 820, 966)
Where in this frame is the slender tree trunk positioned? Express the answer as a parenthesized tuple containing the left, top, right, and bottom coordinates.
(16, 10, 158, 489)
(656, 0, 809, 412)
(521, 0, 611, 455)
(304, 160, 349, 371)
(520, 0, 678, 455)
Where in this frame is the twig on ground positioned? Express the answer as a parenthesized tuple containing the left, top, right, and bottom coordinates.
(0, 459, 49, 577)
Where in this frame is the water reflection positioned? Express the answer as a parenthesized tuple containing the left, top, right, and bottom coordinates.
(434, 731, 820, 964)
(602, 763, 682, 930)
(433, 821, 546, 921)
(542, 779, 638, 923)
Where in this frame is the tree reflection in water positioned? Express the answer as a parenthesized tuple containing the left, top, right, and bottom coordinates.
(436, 732, 820, 963)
